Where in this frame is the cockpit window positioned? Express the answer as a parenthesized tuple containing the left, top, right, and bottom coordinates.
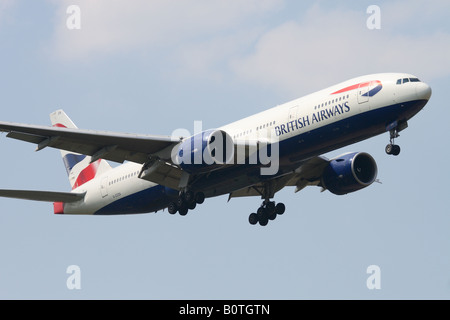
(397, 77, 421, 85)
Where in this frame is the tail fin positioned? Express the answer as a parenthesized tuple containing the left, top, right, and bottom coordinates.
(50, 110, 112, 190)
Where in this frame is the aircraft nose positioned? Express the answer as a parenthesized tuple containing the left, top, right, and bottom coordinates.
(416, 82, 432, 101)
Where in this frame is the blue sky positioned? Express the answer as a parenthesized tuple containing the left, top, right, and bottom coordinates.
(0, 0, 449, 299)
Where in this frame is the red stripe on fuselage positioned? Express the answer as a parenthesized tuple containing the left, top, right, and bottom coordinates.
(331, 80, 381, 95)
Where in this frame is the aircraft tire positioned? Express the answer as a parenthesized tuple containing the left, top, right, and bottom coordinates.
(275, 203, 285, 215)
(392, 145, 401, 156)
(168, 202, 178, 214)
(195, 192, 205, 204)
(249, 213, 258, 225)
(179, 206, 188, 216)
(258, 216, 269, 226)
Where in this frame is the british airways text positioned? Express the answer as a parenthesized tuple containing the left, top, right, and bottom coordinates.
(275, 101, 350, 136)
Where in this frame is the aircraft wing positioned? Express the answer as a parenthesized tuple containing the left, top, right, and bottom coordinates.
(0, 121, 182, 164)
(228, 156, 329, 199)
(0, 189, 85, 202)
(284, 156, 330, 192)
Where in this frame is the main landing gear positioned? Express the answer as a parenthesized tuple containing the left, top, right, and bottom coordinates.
(385, 128, 401, 156)
(248, 201, 285, 227)
(167, 191, 205, 216)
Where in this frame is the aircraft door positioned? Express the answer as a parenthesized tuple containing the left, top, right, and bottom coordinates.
(357, 82, 369, 104)
(100, 176, 108, 198)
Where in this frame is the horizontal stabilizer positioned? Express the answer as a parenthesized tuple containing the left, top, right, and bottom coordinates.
(0, 189, 85, 203)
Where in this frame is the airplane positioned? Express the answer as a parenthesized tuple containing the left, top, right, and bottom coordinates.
(0, 73, 431, 226)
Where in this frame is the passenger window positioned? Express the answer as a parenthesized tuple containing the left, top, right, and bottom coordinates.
(403, 78, 409, 83)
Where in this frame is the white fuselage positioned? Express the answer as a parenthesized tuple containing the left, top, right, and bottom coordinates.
(63, 73, 431, 215)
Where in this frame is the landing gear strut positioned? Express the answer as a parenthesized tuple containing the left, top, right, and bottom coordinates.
(248, 200, 285, 227)
(167, 191, 205, 216)
(248, 181, 285, 226)
(385, 128, 401, 156)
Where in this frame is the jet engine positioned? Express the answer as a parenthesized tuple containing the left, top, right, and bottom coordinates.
(322, 152, 378, 195)
(175, 129, 234, 174)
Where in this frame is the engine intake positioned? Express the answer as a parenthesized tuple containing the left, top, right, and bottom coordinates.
(322, 152, 378, 195)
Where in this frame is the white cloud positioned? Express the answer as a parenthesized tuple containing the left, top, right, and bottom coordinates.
(48, 1, 450, 96)
(382, 0, 450, 29)
(49, 0, 282, 61)
(0, 0, 14, 25)
(231, 2, 450, 96)
(169, 28, 263, 82)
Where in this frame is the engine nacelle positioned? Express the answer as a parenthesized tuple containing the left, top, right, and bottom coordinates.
(322, 152, 378, 195)
(175, 129, 234, 174)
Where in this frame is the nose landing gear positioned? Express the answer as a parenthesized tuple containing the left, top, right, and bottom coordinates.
(386, 129, 401, 156)
(385, 121, 408, 156)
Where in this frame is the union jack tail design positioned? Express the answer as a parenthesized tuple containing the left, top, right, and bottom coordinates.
(49, 110, 112, 190)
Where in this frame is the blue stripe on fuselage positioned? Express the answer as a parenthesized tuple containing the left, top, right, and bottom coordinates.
(277, 98, 427, 161)
(94, 185, 177, 215)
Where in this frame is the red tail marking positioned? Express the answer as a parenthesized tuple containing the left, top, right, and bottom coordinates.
(72, 159, 102, 190)
(54, 202, 64, 214)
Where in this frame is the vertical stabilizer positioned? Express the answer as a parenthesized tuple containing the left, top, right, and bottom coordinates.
(50, 110, 112, 189)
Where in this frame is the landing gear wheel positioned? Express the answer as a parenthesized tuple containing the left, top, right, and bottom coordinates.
(257, 207, 265, 216)
(249, 201, 286, 226)
(385, 144, 393, 155)
(386, 127, 401, 156)
(275, 203, 285, 215)
(169, 191, 206, 217)
(392, 144, 401, 156)
(184, 190, 195, 203)
(258, 216, 269, 226)
(168, 202, 177, 215)
(178, 206, 188, 216)
(195, 192, 205, 204)
(266, 201, 275, 213)
(386, 144, 401, 156)
(249, 213, 258, 225)
(268, 211, 277, 221)
(188, 201, 196, 210)
(176, 197, 185, 208)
